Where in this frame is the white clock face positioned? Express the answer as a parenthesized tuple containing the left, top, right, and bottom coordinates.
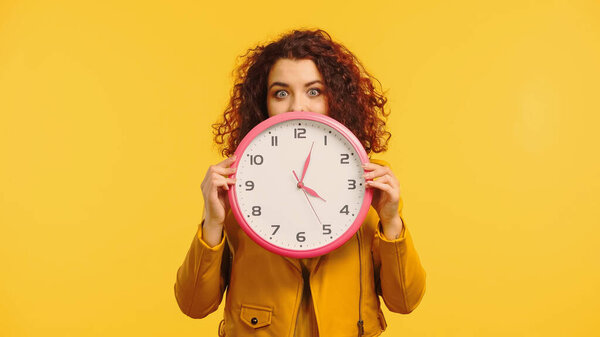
(234, 118, 367, 252)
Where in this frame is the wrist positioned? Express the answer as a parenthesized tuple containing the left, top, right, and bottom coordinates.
(203, 217, 224, 229)
(380, 215, 403, 240)
(202, 219, 224, 248)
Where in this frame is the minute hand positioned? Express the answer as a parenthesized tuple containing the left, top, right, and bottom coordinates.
(300, 142, 314, 183)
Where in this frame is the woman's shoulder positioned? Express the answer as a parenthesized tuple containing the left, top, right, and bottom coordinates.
(369, 157, 391, 167)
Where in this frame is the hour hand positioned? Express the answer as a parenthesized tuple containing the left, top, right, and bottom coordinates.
(292, 170, 326, 202)
(301, 184, 326, 202)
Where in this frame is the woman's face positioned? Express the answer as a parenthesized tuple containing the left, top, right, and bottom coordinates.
(266, 58, 329, 117)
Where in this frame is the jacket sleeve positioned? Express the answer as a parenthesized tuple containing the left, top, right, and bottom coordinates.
(174, 222, 229, 318)
(372, 214, 427, 314)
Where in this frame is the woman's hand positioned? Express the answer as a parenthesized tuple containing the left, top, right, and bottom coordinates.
(363, 162, 404, 240)
(200, 156, 237, 245)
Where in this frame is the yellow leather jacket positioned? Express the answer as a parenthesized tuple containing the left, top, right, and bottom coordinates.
(175, 165, 426, 336)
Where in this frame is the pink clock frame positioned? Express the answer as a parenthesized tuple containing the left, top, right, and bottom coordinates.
(228, 111, 373, 258)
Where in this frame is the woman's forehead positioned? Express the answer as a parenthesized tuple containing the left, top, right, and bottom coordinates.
(268, 58, 324, 85)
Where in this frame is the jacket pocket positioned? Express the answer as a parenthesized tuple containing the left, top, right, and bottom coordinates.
(240, 304, 272, 329)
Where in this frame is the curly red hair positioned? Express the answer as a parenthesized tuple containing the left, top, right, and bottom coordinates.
(213, 29, 391, 157)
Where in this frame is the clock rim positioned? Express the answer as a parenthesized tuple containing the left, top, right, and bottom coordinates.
(228, 111, 373, 258)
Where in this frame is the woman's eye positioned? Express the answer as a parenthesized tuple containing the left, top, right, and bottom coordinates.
(308, 88, 321, 96)
(275, 90, 288, 98)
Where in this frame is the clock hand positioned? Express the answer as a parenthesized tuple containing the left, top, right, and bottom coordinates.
(299, 142, 314, 183)
(293, 170, 326, 202)
(300, 187, 323, 225)
(292, 170, 323, 224)
(292, 170, 302, 185)
(301, 184, 326, 202)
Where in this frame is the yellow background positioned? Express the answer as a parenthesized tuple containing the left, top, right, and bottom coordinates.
(1, 0, 599, 336)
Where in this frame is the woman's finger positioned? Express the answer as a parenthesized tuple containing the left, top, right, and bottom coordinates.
(202, 174, 236, 195)
(215, 155, 237, 168)
(373, 174, 393, 185)
(365, 179, 394, 193)
(362, 162, 381, 171)
(373, 174, 400, 190)
(363, 164, 394, 180)
(208, 165, 237, 176)
(211, 174, 237, 191)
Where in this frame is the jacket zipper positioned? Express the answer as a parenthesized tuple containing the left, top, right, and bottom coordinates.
(356, 230, 364, 336)
(292, 264, 305, 337)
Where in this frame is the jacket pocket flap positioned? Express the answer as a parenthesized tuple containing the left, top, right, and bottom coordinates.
(378, 309, 388, 330)
(240, 304, 272, 328)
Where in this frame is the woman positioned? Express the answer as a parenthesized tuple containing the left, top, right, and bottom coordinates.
(175, 29, 426, 337)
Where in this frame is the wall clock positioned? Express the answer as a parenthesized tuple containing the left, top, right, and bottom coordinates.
(228, 111, 372, 258)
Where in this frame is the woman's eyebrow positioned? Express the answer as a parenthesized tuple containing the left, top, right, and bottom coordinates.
(268, 80, 323, 89)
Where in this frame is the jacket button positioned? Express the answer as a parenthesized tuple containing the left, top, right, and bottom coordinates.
(251, 317, 258, 325)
